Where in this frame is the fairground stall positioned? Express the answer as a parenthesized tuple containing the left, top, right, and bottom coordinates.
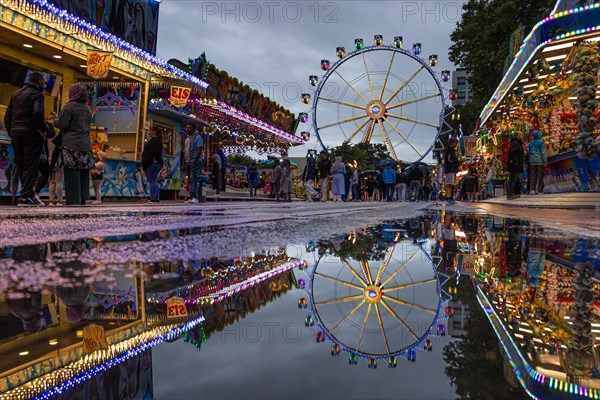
(0, 0, 208, 200)
(474, 0, 600, 195)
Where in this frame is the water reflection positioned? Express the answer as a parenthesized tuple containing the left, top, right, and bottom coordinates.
(0, 210, 598, 399)
(296, 228, 449, 367)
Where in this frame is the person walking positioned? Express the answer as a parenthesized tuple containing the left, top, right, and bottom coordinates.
(302, 158, 318, 201)
(182, 128, 192, 200)
(141, 126, 163, 204)
(528, 130, 547, 195)
(4, 71, 54, 206)
(507, 131, 525, 200)
(350, 166, 359, 201)
(396, 168, 407, 202)
(272, 159, 282, 202)
(464, 166, 479, 202)
(382, 162, 397, 202)
(211, 153, 221, 197)
(317, 151, 332, 202)
(408, 166, 424, 201)
(90, 150, 107, 204)
(47, 133, 63, 206)
(217, 146, 227, 193)
(186, 123, 203, 204)
(330, 156, 346, 202)
(247, 162, 259, 197)
(422, 170, 434, 201)
(54, 84, 94, 206)
(280, 159, 292, 202)
(443, 138, 460, 204)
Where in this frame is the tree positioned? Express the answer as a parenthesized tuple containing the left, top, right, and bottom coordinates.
(329, 142, 391, 170)
(443, 277, 523, 399)
(448, 0, 554, 131)
(227, 154, 256, 167)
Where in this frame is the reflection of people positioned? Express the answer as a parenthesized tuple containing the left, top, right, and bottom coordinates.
(526, 228, 545, 287)
(7, 292, 45, 333)
(507, 131, 524, 200)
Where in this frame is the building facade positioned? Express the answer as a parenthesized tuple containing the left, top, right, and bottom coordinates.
(451, 68, 474, 107)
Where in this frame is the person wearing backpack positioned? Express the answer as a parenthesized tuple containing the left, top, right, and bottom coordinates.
(247, 162, 259, 197)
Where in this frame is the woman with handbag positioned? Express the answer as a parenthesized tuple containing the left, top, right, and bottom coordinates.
(53, 84, 93, 205)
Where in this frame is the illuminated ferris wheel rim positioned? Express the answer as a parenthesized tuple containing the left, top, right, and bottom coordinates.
(310, 44, 447, 168)
(306, 245, 447, 359)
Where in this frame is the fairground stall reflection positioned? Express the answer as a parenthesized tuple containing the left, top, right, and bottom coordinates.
(434, 209, 600, 399)
(0, 237, 301, 400)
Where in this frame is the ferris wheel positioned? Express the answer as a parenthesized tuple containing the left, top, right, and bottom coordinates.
(299, 35, 453, 167)
(296, 239, 451, 367)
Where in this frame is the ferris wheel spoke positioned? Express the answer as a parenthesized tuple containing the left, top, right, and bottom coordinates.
(374, 245, 395, 286)
(384, 65, 425, 105)
(315, 294, 363, 306)
(362, 52, 375, 100)
(383, 278, 437, 293)
(317, 114, 365, 130)
(379, 51, 396, 101)
(341, 259, 368, 286)
(375, 304, 391, 354)
(333, 70, 369, 104)
(360, 120, 376, 144)
(344, 118, 371, 144)
(382, 295, 437, 315)
(386, 113, 439, 129)
(318, 96, 366, 111)
(383, 119, 423, 157)
(387, 93, 441, 111)
(359, 260, 374, 285)
(380, 251, 419, 288)
(377, 120, 399, 161)
(356, 303, 372, 351)
(330, 299, 366, 333)
(314, 272, 364, 290)
(380, 299, 418, 340)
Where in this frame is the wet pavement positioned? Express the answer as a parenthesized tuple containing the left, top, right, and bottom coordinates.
(0, 202, 599, 399)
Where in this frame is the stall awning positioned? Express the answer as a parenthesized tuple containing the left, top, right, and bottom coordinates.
(0, 0, 208, 89)
(478, 2, 600, 126)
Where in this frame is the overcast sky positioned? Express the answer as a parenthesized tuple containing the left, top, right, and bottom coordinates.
(156, 0, 465, 159)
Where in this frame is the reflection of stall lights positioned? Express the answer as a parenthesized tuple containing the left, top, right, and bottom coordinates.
(19, 351, 29, 356)
(23, 44, 33, 48)
(53, 55, 62, 59)
(48, 339, 58, 346)
(454, 231, 466, 238)
(544, 54, 567, 62)
(79, 64, 87, 68)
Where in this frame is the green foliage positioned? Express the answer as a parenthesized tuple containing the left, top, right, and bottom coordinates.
(448, 0, 554, 129)
(329, 142, 391, 170)
(227, 154, 256, 167)
(442, 277, 522, 399)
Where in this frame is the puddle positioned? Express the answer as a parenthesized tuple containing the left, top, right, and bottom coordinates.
(0, 210, 598, 399)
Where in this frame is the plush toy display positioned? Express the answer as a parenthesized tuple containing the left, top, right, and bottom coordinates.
(572, 42, 600, 159)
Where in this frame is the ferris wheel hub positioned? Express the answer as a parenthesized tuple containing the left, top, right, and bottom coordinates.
(364, 285, 383, 304)
(366, 100, 386, 120)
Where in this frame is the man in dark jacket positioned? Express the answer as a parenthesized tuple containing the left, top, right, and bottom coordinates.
(408, 166, 424, 201)
(217, 147, 227, 192)
(507, 131, 524, 200)
(4, 72, 51, 206)
(317, 151, 332, 202)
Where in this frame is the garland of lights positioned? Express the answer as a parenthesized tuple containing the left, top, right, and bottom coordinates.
(1, 315, 206, 400)
(477, 287, 599, 399)
(1, 0, 208, 88)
